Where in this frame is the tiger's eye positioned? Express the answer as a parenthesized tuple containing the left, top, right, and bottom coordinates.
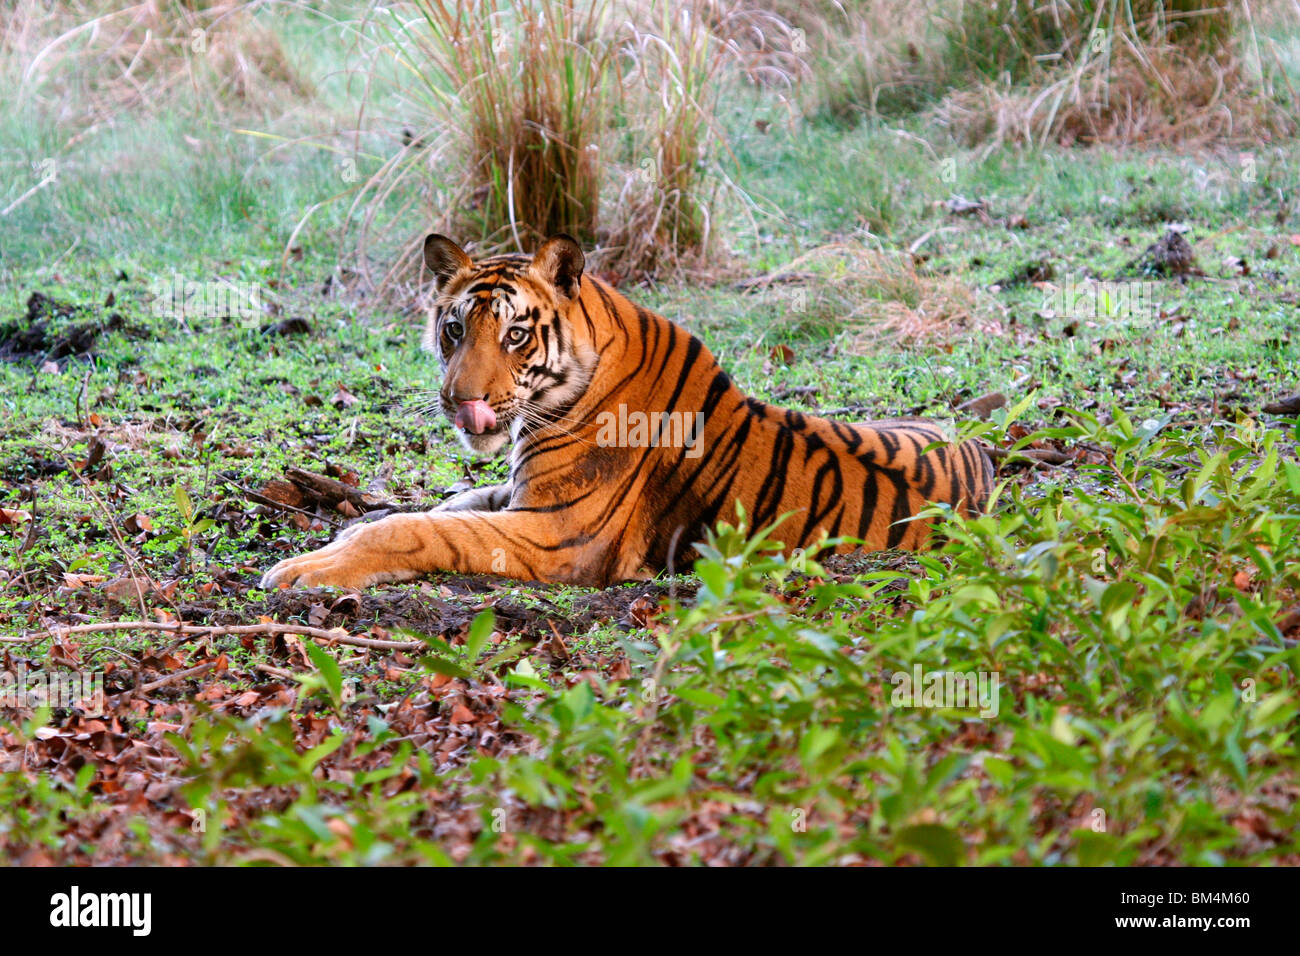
(445, 321, 463, 342)
(506, 327, 528, 346)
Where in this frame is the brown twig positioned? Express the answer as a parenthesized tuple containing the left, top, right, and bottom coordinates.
(75, 366, 93, 431)
(137, 660, 216, 694)
(14, 620, 423, 652)
(253, 662, 294, 680)
(1262, 393, 1300, 416)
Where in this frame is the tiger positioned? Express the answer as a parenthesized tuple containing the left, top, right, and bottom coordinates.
(260, 234, 994, 590)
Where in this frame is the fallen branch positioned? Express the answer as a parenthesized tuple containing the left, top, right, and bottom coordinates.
(12, 620, 423, 652)
(253, 662, 294, 680)
(1262, 393, 1300, 416)
(286, 466, 391, 512)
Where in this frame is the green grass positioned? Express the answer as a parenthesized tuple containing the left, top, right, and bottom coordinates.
(1, 2, 1298, 866)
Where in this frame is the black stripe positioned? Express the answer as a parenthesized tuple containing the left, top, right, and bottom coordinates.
(885, 470, 914, 549)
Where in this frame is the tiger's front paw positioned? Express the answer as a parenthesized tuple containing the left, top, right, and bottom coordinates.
(260, 546, 372, 590)
(260, 535, 417, 590)
(261, 515, 433, 590)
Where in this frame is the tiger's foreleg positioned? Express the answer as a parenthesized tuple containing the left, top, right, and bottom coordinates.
(433, 483, 511, 512)
(259, 510, 588, 590)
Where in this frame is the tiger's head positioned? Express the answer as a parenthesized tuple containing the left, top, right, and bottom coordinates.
(421, 233, 599, 456)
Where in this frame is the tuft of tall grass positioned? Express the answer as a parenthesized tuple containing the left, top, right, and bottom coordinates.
(600, 0, 804, 279)
(940, 0, 1235, 85)
(337, 0, 619, 293)
(418, 0, 608, 245)
(773, 0, 943, 123)
(602, 1, 729, 279)
(337, 0, 801, 292)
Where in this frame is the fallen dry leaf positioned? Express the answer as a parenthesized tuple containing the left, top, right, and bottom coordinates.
(0, 507, 32, 525)
(330, 384, 360, 408)
(62, 572, 106, 589)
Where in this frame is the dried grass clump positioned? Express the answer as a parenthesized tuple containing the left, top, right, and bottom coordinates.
(8, 1, 312, 125)
(753, 243, 995, 347)
(340, 0, 619, 294)
(930, 0, 1296, 148)
(780, 1, 1295, 144)
(377, 0, 611, 254)
(340, 0, 802, 295)
(599, 0, 805, 281)
(935, 38, 1296, 148)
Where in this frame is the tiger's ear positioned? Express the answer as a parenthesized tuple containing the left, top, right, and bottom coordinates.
(423, 234, 472, 292)
(529, 234, 585, 300)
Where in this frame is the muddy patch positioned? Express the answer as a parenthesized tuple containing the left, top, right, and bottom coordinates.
(177, 575, 693, 643)
(0, 291, 132, 362)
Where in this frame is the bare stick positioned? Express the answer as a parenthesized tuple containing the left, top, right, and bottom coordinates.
(137, 661, 216, 694)
(253, 663, 294, 680)
(13, 620, 423, 652)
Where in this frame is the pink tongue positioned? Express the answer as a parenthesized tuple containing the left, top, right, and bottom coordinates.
(455, 399, 497, 434)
